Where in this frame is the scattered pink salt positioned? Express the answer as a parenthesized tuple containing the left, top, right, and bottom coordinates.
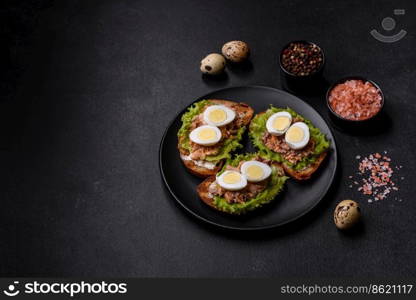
(349, 152, 402, 203)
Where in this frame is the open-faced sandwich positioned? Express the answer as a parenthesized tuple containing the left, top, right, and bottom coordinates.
(177, 100, 254, 177)
(197, 153, 288, 214)
(249, 106, 330, 180)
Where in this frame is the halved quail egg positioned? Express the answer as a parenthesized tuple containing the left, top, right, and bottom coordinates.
(284, 122, 310, 150)
(216, 170, 247, 191)
(203, 105, 236, 127)
(200, 53, 226, 75)
(240, 161, 272, 182)
(189, 125, 222, 146)
(266, 111, 292, 136)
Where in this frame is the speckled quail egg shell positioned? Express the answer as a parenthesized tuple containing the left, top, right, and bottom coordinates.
(285, 122, 310, 150)
(240, 161, 272, 183)
(334, 200, 361, 230)
(200, 53, 226, 75)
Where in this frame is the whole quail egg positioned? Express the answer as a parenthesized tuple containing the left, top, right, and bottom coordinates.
(200, 53, 226, 75)
(221, 41, 250, 63)
(334, 200, 361, 230)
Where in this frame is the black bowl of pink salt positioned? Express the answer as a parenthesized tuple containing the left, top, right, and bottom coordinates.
(279, 41, 326, 94)
(326, 77, 385, 127)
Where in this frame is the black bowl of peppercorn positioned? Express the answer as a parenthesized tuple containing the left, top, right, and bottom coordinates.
(279, 40, 326, 94)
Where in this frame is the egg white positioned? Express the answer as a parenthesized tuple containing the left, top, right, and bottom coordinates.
(284, 122, 310, 150)
(240, 160, 272, 182)
(189, 125, 222, 146)
(266, 111, 292, 136)
(216, 170, 247, 191)
(203, 105, 236, 127)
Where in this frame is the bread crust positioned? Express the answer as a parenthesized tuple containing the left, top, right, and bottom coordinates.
(251, 110, 328, 180)
(283, 151, 327, 180)
(197, 176, 217, 208)
(178, 100, 254, 177)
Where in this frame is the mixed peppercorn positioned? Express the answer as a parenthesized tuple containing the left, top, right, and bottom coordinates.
(281, 42, 324, 76)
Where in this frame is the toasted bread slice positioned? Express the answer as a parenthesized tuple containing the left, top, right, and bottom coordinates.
(283, 151, 327, 180)
(178, 99, 254, 177)
(250, 110, 329, 181)
(197, 176, 218, 209)
(181, 158, 224, 178)
(197, 161, 286, 214)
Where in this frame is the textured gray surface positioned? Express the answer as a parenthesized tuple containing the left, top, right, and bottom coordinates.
(1, 0, 415, 277)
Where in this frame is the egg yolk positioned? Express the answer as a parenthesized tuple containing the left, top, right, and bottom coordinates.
(197, 128, 217, 141)
(246, 165, 264, 180)
(208, 109, 227, 123)
(273, 117, 290, 131)
(223, 172, 242, 184)
(286, 126, 304, 142)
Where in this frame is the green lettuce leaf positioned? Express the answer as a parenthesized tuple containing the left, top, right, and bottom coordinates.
(249, 106, 330, 170)
(212, 153, 289, 214)
(177, 100, 245, 162)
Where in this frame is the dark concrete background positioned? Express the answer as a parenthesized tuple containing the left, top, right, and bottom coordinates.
(1, 0, 415, 277)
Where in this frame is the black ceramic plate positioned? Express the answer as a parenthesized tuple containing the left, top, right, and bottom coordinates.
(159, 86, 337, 230)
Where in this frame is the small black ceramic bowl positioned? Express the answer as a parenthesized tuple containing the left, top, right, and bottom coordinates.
(326, 76, 385, 128)
(279, 40, 326, 93)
